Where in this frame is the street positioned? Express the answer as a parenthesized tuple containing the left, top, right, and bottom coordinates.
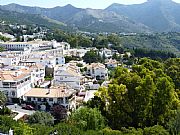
(7, 104, 35, 115)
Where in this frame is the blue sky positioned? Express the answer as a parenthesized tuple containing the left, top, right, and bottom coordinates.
(0, 0, 180, 9)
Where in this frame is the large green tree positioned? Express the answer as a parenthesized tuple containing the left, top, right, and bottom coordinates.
(0, 91, 6, 106)
(69, 107, 105, 131)
(169, 108, 180, 135)
(95, 58, 179, 129)
(28, 111, 54, 126)
(83, 50, 102, 64)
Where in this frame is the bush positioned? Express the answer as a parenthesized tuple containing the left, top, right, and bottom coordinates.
(69, 107, 105, 131)
(0, 107, 11, 115)
(28, 111, 54, 126)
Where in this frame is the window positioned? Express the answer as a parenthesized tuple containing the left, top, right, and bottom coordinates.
(43, 98, 47, 102)
(37, 98, 41, 102)
(12, 91, 15, 97)
(58, 98, 64, 104)
(27, 97, 31, 101)
(92, 68, 95, 74)
(65, 97, 69, 104)
(49, 98, 53, 102)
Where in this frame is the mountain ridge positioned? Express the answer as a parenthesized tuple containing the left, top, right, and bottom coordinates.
(0, 3, 152, 33)
(106, 0, 180, 32)
(1, 0, 180, 33)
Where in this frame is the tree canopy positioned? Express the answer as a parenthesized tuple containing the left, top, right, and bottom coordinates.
(68, 107, 105, 131)
(0, 92, 6, 106)
(83, 50, 102, 64)
(95, 58, 180, 130)
(28, 111, 54, 126)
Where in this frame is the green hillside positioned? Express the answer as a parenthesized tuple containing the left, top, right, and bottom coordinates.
(0, 8, 68, 30)
(118, 33, 180, 55)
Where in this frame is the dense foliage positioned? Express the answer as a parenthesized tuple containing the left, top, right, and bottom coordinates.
(68, 107, 105, 130)
(28, 111, 54, 126)
(0, 115, 171, 135)
(89, 58, 180, 131)
(83, 50, 102, 64)
(0, 92, 6, 106)
(45, 30, 180, 58)
(0, 35, 9, 42)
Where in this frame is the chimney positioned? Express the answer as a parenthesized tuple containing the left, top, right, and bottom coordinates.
(14, 71, 18, 77)
(46, 89, 50, 95)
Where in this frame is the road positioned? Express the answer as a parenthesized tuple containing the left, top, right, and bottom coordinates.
(7, 104, 35, 115)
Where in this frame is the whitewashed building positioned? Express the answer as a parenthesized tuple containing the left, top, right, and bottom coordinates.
(54, 63, 83, 90)
(105, 59, 118, 68)
(0, 51, 31, 66)
(86, 63, 108, 80)
(18, 62, 45, 87)
(25, 56, 56, 68)
(24, 84, 77, 109)
(100, 48, 112, 58)
(0, 66, 31, 102)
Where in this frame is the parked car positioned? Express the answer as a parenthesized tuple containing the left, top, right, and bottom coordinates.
(22, 105, 34, 110)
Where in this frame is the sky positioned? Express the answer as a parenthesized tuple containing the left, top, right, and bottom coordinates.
(0, 0, 180, 9)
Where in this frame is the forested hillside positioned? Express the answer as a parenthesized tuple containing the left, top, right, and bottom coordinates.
(44, 30, 180, 57)
(0, 8, 69, 30)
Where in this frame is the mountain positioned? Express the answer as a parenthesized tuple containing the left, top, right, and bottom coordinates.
(1, 3, 82, 23)
(67, 8, 151, 33)
(106, 0, 180, 32)
(1, 0, 180, 33)
(0, 7, 70, 30)
(0, 3, 152, 33)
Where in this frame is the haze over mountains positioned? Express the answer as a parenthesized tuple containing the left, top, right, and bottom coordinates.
(1, 0, 180, 33)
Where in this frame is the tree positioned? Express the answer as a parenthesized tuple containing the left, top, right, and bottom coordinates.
(69, 107, 105, 131)
(0, 116, 33, 135)
(0, 47, 4, 52)
(169, 108, 180, 135)
(0, 91, 6, 106)
(14, 122, 33, 135)
(143, 125, 169, 135)
(51, 105, 67, 121)
(0, 106, 11, 115)
(95, 59, 179, 130)
(96, 84, 129, 129)
(28, 111, 54, 126)
(86, 96, 106, 116)
(165, 58, 180, 90)
(31, 124, 53, 135)
(152, 77, 178, 126)
(83, 50, 102, 64)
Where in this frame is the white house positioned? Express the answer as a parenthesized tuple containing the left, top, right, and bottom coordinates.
(0, 66, 31, 102)
(105, 59, 118, 68)
(0, 51, 31, 66)
(54, 63, 83, 90)
(100, 48, 112, 58)
(24, 84, 77, 109)
(55, 55, 65, 65)
(0, 39, 65, 51)
(67, 49, 88, 58)
(0, 41, 39, 51)
(86, 63, 108, 80)
(18, 62, 45, 87)
(25, 56, 56, 68)
(84, 82, 100, 90)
